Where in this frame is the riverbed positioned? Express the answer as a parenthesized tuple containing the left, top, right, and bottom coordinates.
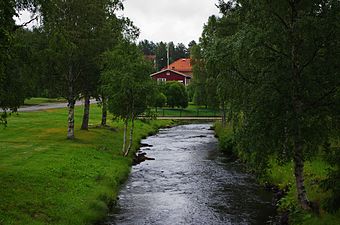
(104, 124, 276, 225)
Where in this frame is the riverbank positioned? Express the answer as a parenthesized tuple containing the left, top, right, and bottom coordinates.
(0, 106, 174, 225)
(214, 123, 340, 225)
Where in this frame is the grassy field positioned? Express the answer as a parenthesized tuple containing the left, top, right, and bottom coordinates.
(151, 104, 221, 117)
(24, 98, 67, 106)
(214, 123, 340, 225)
(0, 105, 174, 225)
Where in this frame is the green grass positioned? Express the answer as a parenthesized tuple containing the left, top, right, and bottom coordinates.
(214, 122, 340, 225)
(24, 98, 67, 106)
(0, 105, 174, 225)
(265, 158, 340, 225)
(151, 104, 221, 117)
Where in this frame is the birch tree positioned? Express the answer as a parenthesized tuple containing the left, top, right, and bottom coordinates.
(101, 41, 153, 156)
(39, 0, 124, 139)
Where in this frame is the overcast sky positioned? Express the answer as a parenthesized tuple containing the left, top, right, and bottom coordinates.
(120, 0, 220, 45)
(16, 0, 220, 46)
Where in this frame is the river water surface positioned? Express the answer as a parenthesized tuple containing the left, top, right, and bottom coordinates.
(105, 124, 276, 225)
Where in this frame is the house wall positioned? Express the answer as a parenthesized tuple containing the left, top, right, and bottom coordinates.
(152, 71, 186, 83)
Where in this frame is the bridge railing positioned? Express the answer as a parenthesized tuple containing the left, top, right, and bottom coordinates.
(142, 107, 222, 118)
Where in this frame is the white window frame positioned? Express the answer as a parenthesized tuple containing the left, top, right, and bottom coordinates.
(157, 78, 166, 84)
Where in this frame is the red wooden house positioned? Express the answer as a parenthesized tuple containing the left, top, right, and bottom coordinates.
(150, 58, 192, 86)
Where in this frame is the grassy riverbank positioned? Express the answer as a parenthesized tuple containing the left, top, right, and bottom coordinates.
(214, 123, 340, 225)
(0, 106, 174, 225)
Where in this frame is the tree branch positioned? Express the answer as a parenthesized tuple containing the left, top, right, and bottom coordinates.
(263, 43, 289, 58)
(265, 0, 289, 30)
(232, 66, 256, 85)
(306, 85, 339, 109)
(299, 48, 320, 74)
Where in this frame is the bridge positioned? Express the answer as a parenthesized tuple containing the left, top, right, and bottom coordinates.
(151, 116, 222, 121)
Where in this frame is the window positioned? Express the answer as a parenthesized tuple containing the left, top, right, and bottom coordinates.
(166, 71, 170, 76)
(157, 78, 166, 84)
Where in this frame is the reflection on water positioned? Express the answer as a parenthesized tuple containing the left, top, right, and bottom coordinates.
(105, 124, 276, 225)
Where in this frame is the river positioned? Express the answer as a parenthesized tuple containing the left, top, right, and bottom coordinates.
(104, 124, 276, 225)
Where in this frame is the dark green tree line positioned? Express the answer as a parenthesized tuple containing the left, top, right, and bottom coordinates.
(196, 0, 340, 212)
(138, 40, 190, 71)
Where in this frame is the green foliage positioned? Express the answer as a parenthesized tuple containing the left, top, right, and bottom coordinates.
(39, 0, 125, 99)
(321, 144, 340, 212)
(200, 0, 340, 213)
(138, 39, 156, 55)
(191, 44, 208, 107)
(154, 92, 167, 108)
(155, 41, 168, 70)
(214, 123, 235, 156)
(0, 0, 30, 119)
(164, 81, 188, 108)
(101, 41, 154, 120)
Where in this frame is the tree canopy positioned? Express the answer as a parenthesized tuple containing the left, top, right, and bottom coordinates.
(101, 41, 154, 156)
(195, 0, 340, 211)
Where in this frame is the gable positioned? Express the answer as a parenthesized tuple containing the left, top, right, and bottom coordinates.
(150, 69, 191, 78)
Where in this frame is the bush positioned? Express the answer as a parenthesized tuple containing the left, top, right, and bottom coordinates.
(214, 123, 236, 156)
(164, 82, 188, 108)
(154, 92, 167, 108)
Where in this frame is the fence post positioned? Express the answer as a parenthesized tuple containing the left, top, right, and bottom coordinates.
(180, 108, 182, 117)
(196, 108, 199, 117)
(163, 109, 165, 117)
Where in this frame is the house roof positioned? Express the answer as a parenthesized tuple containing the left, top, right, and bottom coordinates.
(163, 58, 192, 72)
(150, 69, 192, 78)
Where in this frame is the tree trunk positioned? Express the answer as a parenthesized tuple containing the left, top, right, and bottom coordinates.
(67, 99, 75, 140)
(125, 115, 135, 157)
(293, 142, 311, 210)
(101, 96, 107, 126)
(67, 65, 76, 140)
(81, 95, 90, 130)
(122, 117, 128, 154)
(221, 101, 226, 128)
(289, 1, 312, 211)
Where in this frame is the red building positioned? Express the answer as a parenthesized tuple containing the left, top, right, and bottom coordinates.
(150, 58, 192, 86)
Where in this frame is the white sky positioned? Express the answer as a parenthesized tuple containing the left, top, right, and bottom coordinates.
(16, 0, 220, 46)
(120, 0, 220, 45)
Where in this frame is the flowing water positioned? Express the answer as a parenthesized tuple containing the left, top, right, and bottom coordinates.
(104, 124, 276, 225)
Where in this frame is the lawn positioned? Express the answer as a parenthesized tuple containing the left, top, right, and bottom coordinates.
(24, 98, 67, 106)
(0, 105, 173, 225)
